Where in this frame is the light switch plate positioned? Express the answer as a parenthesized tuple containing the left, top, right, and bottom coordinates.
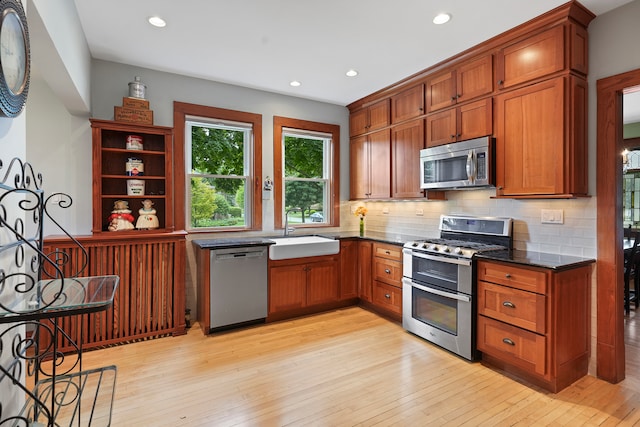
(541, 209, 564, 224)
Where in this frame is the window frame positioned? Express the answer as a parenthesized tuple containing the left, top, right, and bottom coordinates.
(174, 102, 262, 232)
(273, 116, 340, 230)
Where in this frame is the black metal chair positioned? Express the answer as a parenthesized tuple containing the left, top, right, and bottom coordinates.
(624, 228, 640, 314)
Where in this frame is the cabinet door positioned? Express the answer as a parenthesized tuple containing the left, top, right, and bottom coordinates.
(349, 108, 368, 137)
(497, 25, 564, 90)
(269, 264, 307, 313)
(358, 241, 373, 302)
(426, 70, 455, 113)
(392, 84, 424, 123)
(456, 54, 494, 103)
(495, 77, 564, 196)
(307, 259, 339, 306)
(368, 99, 391, 131)
(426, 108, 456, 147)
(368, 129, 392, 199)
(457, 98, 492, 141)
(391, 119, 425, 198)
(339, 240, 358, 299)
(350, 135, 369, 199)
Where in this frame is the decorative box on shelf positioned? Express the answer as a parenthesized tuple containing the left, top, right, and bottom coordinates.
(114, 105, 153, 124)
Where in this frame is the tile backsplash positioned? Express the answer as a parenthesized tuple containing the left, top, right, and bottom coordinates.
(345, 189, 597, 258)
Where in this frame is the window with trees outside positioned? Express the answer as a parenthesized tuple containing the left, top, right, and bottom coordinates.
(174, 102, 262, 232)
(273, 116, 340, 231)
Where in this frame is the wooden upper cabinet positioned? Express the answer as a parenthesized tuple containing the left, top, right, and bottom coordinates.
(426, 98, 492, 147)
(349, 129, 391, 200)
(495, 78, 564, 196)
(391, 84, 424, 124)
(426, 54, 493, 113)
(350, 99, 390, 137)
(497, 25, 564, 90)
(391, 118, 424, 198)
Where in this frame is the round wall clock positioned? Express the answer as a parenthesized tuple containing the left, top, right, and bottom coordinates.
(0, 0, 29, 117)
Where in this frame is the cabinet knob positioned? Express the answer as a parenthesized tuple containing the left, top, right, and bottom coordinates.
(385, 250, 391, 255)
(456, 134, 461, 138)
(505, 273, 512, 279)
(502, 301, 516, 309)
(385, 293, 391, 299)
(385, 268, 391, 274)
(502, 338, 515, 346)
(450, 135, 456, 139)
(498, 80, 504, 86)
(451, 96, 457, 101)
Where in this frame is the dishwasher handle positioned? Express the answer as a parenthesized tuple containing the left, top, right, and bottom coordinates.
(214, 249, 266, 261)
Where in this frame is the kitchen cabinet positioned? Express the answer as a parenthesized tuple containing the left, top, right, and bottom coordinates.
(350, 129, 391, 199)
(91, 119, 174, 233)
(391, 118, 425, 198)
(340, 239, 359, 299)
(350, 99, 390, 137)
(268, 254, 339, 316)
(426, 98, 492, 147)
(370, 242, 403, 319)
(426, 54, 493, 113)
(358, 240, 373, 303)
(391, 84, 424, 124)
(497, 25, 563, 90)
(476, 259, 591, 392)
(494, 76, 588, 197)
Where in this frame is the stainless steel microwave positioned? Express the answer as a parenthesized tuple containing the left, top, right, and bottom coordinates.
(419, 136, 495, 190)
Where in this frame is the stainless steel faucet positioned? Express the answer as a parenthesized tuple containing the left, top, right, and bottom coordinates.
(284, 207, 300, 236)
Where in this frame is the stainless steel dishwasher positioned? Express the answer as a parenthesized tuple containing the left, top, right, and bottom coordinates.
(209, 245, 268, 331)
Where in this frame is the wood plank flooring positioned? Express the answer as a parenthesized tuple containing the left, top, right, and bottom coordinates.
(69, 307, 640, 426)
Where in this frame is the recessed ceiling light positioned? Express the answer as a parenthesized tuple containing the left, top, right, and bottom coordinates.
(433, 13, 451, 25)
(290, 80, 301, 87)
(346, 69, 359, 77)
(148, 16, 167, 28)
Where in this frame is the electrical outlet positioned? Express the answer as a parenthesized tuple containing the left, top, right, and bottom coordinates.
(416, 209, 424, 216)
(541, 209, 564, 224)
(382, 207, 390, 214)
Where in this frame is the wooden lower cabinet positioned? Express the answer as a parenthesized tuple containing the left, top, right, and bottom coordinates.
(366, 242, 403, 320)
(42, 232, 187, 352)
(340, 239, 359, 299)
(358, 240, 373, 302)
(476, 259, 592, 392)
(268, 254, 341, 320)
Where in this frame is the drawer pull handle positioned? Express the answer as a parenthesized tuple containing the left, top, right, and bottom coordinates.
(385, 293, 391, 299)
(502, 301, 516, 308)
(385, 269, 391, 274)
(505, 273, 512, 279)
(385, 250, 391, 255)
(502, 338, 515, 346)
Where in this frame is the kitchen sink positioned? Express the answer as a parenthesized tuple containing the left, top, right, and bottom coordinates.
(268, 235, 339, 260)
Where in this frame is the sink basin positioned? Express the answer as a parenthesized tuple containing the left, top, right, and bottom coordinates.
(268, 236, 340, 260)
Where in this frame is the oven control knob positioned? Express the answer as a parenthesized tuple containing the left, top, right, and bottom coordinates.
(422, 243, 428, 249)
(431, 245, 439, 251)
(412, 242, 419, 247)
(442, 247, 450, 253)
(454, 247, 462, 254)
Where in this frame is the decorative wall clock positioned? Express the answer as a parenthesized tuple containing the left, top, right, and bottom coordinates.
(0, 0, 29, 117)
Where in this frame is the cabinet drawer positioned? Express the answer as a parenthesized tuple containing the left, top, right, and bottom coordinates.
(373, 258, 402, 285)
(373, 242, 402, 261)
(477, 260, 547, 294)
(477, 316, 546, 377)
(372, 281, 402, 314)
(478, 281, 546, 334)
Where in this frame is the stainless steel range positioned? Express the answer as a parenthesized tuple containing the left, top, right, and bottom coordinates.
(402, 214, 512, 360)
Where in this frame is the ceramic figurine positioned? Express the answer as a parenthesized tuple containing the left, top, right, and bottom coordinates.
(136, 199, 159, 229)
(107, 200, 135, 231)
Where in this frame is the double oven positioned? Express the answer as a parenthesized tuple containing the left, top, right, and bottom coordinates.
(402, 215, 512, 361)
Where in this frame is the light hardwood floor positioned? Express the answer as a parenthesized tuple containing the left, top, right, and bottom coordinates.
(70, 307, 640, 426)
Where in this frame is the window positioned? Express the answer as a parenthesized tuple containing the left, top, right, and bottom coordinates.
(174, 102, 262, 232)
(273, 116, 340, 230)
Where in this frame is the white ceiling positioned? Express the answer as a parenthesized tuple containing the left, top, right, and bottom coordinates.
(73, 0, 633, 107)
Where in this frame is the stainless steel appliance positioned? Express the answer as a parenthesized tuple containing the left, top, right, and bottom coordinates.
(402, 214, 512, 360)
(210, 245, 268, 331)
(419, 136, 495, 190)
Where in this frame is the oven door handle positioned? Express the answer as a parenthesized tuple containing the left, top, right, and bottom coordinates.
(403, 278, 471, 302)
(403, 248, 472, 266)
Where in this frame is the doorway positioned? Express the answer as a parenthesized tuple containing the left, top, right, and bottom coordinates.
(596, 68, 640, 383)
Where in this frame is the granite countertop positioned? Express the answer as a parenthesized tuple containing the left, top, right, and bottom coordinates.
(475, 249, 595, 271)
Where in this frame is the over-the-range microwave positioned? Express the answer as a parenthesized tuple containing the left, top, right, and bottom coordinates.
(419, 136, 495, 190)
